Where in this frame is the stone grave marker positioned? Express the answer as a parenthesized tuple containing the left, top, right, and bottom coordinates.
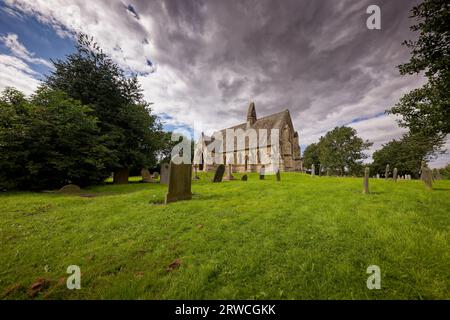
(259, 165, 265, 180)
(276, 169, 281, 181)
(241, 174, 248, 181)
(385, 164, 390, 180)
(213, 164, 225, 183)
(393, 168, 398, 182)
(60, 184, 81, 194)
(164, 162, 192, 204)
(141, 168, 153, 183)
(311, 164, 315, 177)
(160, 163, 170, 185)
(363, 167, 369, 194)
(421, 167, 433, 190)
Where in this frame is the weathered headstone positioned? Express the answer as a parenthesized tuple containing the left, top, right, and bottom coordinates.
(363, 167, 369, 194)
(376, 173, 380, 179)
(259, 165, 265, 180)
(385, 164, 390, 180)
(311, 164, 315, 177)
(59, 184, 81, 193)
(193, 165, 200, 180)
(241, 174, 248, 181)
(276, 169, 281, 181)
(141, 168, 153, 183)
(213, 164, 225, 183)
(318, 164, 322, 177)
(225, 164, 235, 180)
(160, 163, 170, 185)
(152, 172, 160, 179)
(393, 168, 398, 182)
(421, 167, 433, 190)
(164, 162, 192, 204)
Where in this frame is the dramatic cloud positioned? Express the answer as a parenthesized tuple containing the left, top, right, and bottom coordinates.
(2, 0, 448, 166)
(0, 33, 52, 67)
(0, 54, 40, 94)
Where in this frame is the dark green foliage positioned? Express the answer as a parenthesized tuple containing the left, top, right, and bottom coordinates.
(371, 133, 443, 178)
(317, 126, 372, 176)
(302, 143, 320, 172)
(45, 34, 163, 172)
(0, 87, 112, 190)
(389, 0, 450, 138)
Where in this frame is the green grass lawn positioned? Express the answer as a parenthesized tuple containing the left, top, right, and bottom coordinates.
(0, 172, 449, 300)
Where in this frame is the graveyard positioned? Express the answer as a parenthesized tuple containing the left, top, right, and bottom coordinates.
(1, 172, 449, 299)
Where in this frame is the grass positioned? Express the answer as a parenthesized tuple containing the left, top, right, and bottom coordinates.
(0, 172, 449, 300)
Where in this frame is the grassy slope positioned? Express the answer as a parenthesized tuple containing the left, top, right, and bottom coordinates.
(0, 172, 449, 300)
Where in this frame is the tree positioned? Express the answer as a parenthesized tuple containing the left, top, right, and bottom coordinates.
(317, 126, 372, 176)
(45, 34, 163, 183)
(388, 0, 450, 138)
(303, 143, 320, 172)
(0, 87, 112, 190)
(371, 133, 444, 178)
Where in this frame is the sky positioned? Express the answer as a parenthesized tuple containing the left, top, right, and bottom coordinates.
(0, 0, 448, 168)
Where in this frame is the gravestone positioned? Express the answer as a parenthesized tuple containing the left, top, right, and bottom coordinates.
(326, 168, 331, 176)
(276, 169, 281, 181)
(193, 165, 200, 180)
(385, 164, 390, 180)
(259, 165, 265, 180)
(393, 168, 398, 182)
(60, 184, 81, 193)
(160, 163, 170, 185)
(225, 164, 235, 180)
(164, 162, 192, 204)
(141, 168, 153, 183)
(318, 164, 322, 177)
(421, 167, 433, 190)
(213, 164, 225, 183)
(363, 167, 369, 194)
(376, 173, 380, 179)
(311, 164, 315, 177)
(152, 172, 160, 179)
(241, 174, 248, 181)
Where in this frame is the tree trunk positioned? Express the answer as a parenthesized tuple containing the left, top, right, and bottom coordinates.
(113, 168, 129, 184)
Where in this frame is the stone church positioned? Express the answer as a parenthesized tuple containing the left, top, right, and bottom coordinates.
(194, 102, 302, 173)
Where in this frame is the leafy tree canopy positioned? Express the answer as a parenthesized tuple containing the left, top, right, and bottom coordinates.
(388, 0, 450, 138)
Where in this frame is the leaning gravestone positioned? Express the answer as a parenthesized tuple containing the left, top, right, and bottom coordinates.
(141, 168, 153, 183)
(276, 169, 281, 181)
(241, 174, 248, 181)
(213, 164, 225, 183)
(385, 164, 390, 180)
(311, 164, 315, 177)
(421, 167, 433, 190)
(393, 168, 398, 182)
(59, 184, 81, 194)
(363, 167, 369, 194)
(160, 163, 170, 185)
(259, 165, 265, 180)
(165, 162, 192, 204)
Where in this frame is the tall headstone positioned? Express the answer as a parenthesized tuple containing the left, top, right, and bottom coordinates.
(421, 167, 433, 190)
(213, 164, 225, 183)
(385, 164, 390, 180)
(376, 173, 380, 179)
(160, 163, 170, 185)
(225, 164, 235, 180)
(318, 164, 322, 177)
(164, 162, 192, 204)
(363, 167, 369, 194)
(276, 169, 281, 181)
(259, 165, 265, 180)
(311, 164, 315, 177)
(141, 168, 153, 183)
(193, 165, 200, 180)
(393, 168, 398, 182)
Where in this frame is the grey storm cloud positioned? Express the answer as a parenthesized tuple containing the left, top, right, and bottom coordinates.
(4, 0, 448, 166)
